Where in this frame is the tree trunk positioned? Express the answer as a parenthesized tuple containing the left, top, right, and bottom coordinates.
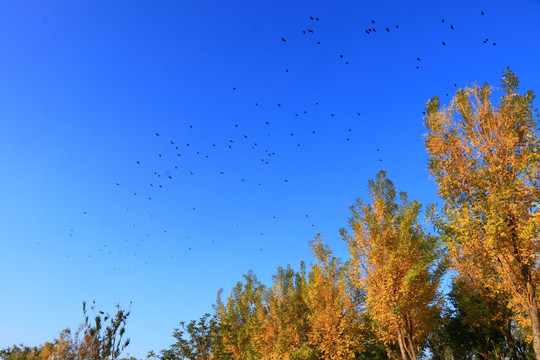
(527, 304, 540, 359)
(501, 317, 519, 360)
(405, 333, 417, 360)
(396, 328, 409, 360)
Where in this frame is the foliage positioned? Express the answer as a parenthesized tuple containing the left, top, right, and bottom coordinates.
(342, 170, 447, 360)
(159, 313, 220, 360)
(424, 67, 540, 357)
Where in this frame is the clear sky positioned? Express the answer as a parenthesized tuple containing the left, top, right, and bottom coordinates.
(1, 0, 539, 358)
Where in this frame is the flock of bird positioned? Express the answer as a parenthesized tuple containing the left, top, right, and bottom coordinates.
(62, 9, 492, 270)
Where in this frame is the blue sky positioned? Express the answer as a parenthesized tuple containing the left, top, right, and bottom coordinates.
(1, 0, 540, 358)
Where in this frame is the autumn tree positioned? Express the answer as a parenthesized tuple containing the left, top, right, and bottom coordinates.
(0, 302, 131, 360)
(257, 264, 312, 359)
(342, 171, 446, 360)
(215, 271, 265, 359)
(304, 236, 363, 360)
(0, 345, 41, 360)
(424, 68, 540, 357)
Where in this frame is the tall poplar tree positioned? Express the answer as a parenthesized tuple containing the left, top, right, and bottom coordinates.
(424, 68, 540, 357)
(342, 171, 446, 360)
(305, 236, 362, 360)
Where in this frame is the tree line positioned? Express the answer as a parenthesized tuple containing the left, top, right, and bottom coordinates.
(2, 68, 539, 360)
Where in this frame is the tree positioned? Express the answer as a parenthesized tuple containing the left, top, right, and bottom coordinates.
(424, 68, 540, 357)
(304, 236, 362, 360)
(215, 271, 265, 359)
(342, 171, 446, 360)
(0, 302, 131, 360)
(258, 264, 311, 359)
(159, 313, 221, 360)
(0, 344, 41, 360)
(80, 301, 131, 360)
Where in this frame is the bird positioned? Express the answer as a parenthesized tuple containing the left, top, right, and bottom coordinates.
(450, 25, 454, 30)
(371, 19, 375, 23)
(386, 27, 390, 32)
(481, 11, 484, 15)
(417, 57, 421, 61)
(136, 161, 140, 164)
(281, 37, 286, 42)
(442, 41, 446, 45)
(155, 132, 160, 136)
